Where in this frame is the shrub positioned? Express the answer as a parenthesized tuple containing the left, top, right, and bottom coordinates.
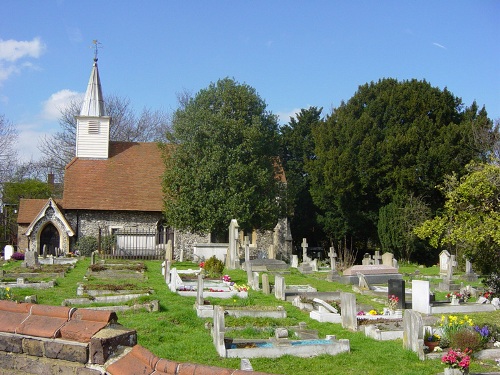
(75, 236, 98, 257)
(202, 256, 225, 278)
(449, 329, 482, 352)
(11, 252, 24, 261)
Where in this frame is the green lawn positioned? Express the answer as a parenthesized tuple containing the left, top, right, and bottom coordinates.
(1, 258, 499, 374)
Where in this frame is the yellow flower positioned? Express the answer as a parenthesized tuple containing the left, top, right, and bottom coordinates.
(6, 287, 10, 292)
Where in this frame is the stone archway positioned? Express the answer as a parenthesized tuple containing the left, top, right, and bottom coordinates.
(39, 223, 60, 256)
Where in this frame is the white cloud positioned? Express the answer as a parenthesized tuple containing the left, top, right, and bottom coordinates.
(0, 37, 45, 86)
(432, 42, 447, 50)
(41, 89, 82, 120)
(0, 37, 45, 62)
(276, 108, 302, 124)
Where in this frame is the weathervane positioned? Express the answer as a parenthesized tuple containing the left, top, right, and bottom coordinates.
(91, 40, 102, 62)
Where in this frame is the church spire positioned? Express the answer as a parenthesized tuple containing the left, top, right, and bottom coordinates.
(80, 40, 105, 117)
(75, 40, 110, 159)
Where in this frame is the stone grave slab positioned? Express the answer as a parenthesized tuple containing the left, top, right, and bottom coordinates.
(340, 265, 401, 285)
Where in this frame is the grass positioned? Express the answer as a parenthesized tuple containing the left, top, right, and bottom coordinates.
(1, 258, 499, 374)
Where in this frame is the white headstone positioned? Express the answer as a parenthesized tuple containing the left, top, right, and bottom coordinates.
(291, 255, 299, 268)
(3, 245, 14, 261)
(412, 280, 431, 314)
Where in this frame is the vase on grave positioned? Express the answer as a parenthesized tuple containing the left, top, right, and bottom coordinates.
(424, 340, 440, 352)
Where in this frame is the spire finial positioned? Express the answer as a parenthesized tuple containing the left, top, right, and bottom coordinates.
(91, 40, 102, 62)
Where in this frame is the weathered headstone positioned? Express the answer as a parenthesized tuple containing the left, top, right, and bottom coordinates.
(388, 279, 405, 309)
(23, 249, 39, 268)
(357, 272, 370, 290)
(327, 247, 340, 282)
(90, 250, 97, 265)
(42, 244, 47, 258)
(274, 275, 286, 301)
(403, 309, 425, 360)
(196, 273, 204, 306)
(464, 259, 478, 281)
(382, 252, 394, 267)
(301, 238, 311, 262)
(268, 244, 275, 260)
(164, 260, 171, 284)
(212, 306, 226, 356)
(362, 253, 372, 265)
(373, 251, 382, 265)
(291, 255, 299, 268)
(340, 292, 357, 331)
(165, 239, 173, 262)
(439, 250, 451, 276)
(262, 273, 270, 294)
(252, 271, 260, 291)
(4, 245, 14, 261)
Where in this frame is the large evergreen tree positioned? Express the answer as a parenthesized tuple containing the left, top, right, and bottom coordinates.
(162, 78, 284, 238)
(280, 107, 325, 248)
(307, 78, 495, 254)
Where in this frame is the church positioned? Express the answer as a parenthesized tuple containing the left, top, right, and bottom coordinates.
(16, 56, 291, 262)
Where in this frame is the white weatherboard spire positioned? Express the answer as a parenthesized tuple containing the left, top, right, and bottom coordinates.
(75, 40, 110, 159)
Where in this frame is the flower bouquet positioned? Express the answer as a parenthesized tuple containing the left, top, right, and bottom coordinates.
(441, 348, 471, 374)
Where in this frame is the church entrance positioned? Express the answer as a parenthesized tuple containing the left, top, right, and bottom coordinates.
(40, 223, 59, 256)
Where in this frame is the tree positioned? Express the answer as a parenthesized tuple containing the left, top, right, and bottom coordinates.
(414, 161, 500, 275)
(0, 115, 18, 183)
(163, 78, 284, 238)
(279, 107, 325, 248)
(38, 95, 170, 181)
(378, 194, 431, 262)
(307, 78, 496, 255)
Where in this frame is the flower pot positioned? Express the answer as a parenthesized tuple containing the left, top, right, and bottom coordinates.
(424, 340, 440, 352)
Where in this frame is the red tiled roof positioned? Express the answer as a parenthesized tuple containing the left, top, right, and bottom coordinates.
(17, 198, 61, 224)
(63, 142, 165, 212)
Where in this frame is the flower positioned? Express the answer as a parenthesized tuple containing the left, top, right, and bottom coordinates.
(494, 341, 500, 348)
(368, 309, 378, 315)
(199, 262, 205, 269)
(434, 346, 443, 352)
(484, 291, 493, 300)
(357, 310, 366, 316)
(424, 328, 441, 342)
(387, 294, 399, 311)
(222, 275, 231, 282)
(441, 348, 471, 370)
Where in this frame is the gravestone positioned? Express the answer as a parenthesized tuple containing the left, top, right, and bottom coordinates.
(23, 249, 39, 268)
(227, 219, 239, 270)
(388, 279, 405, 309)
(412, 280, 430, 314)
(164, 260, 171, 284)
(268, 244, 275, 260)
(439, 254, 459, 291)
(361, 253, 372, 265)
(357, 272, 371, 290)
(340, 292, 357, 331)
(262, 273, 270, 294)
(212, 306, 226, 356)
(341, 264, 402, 285)
(252, 272, 260, 291)
(291, 255, 299, 268)
(196, 274, 204, 306)
(382, 252, 394, 267)
(439, 250, 451, 276)
(274, 275, 286, 301)
(42, 244, 47, 258)
(244, 236, 250, 263)
(90, 250, 97, 265)
(4, 245, 14, 261)
(464, 259, 478, 281)
(373, 251, 382, 265)
(403, 309, 425, 360)
(165, 239, 173, 262)
(301, 238, 311, 262)
(327, 247, 340, 281)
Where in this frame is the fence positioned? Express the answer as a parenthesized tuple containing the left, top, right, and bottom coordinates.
(98, 228, 170, 260)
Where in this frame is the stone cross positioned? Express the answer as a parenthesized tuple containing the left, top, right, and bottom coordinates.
(446, 255, 456, 282)
(328, 247, 337, 270)
(227, 219, 239, 269)
(301, 238, 310, 262)
(373, 251, 382, 265)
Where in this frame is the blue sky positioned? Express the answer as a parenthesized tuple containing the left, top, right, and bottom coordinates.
(1, 1, 498, 162)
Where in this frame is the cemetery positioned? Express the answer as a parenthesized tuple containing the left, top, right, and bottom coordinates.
(0, 238, 499, 374)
